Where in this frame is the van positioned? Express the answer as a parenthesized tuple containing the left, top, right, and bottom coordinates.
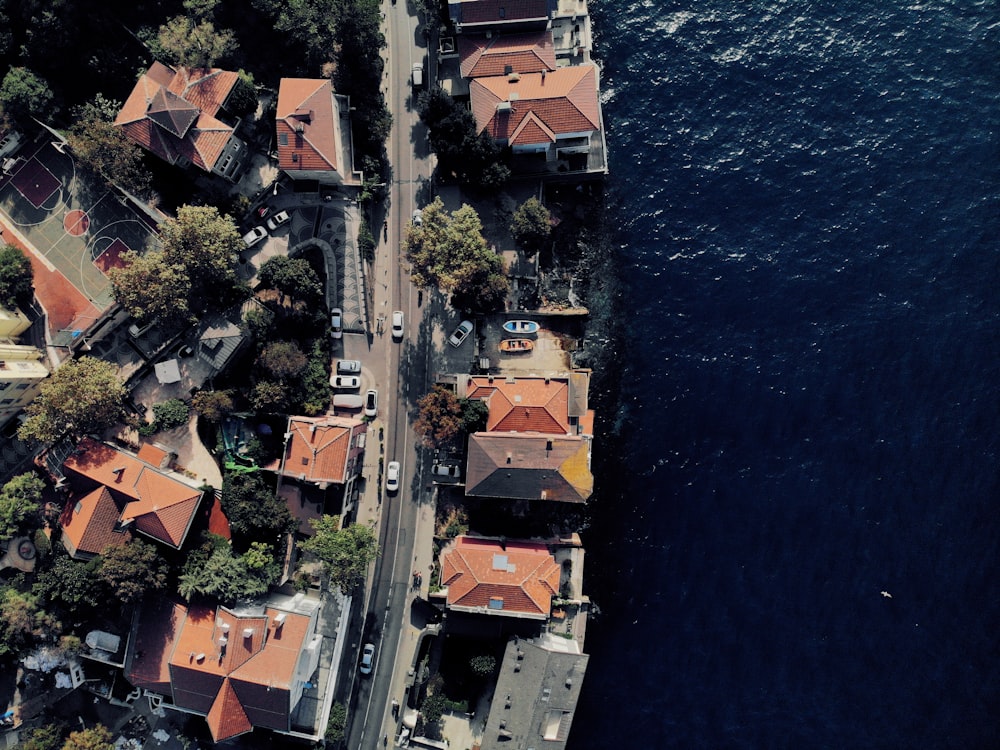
(332, 394, 364, 410)
(0, 130, 22, 159)
(411, 62, 424, 89)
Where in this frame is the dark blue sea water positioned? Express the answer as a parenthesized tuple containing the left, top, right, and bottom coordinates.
(573, 2, 1000, 748)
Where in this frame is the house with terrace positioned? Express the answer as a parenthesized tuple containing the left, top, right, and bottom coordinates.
(276, 78, 360, 186)
(56, 438, 205, 559)
(115, 62, 250, 182)
(272, 415, 367, 511)
(125, 592, 324, 743)
(438, 536, 561, 620)
(480, 634, 589, 750)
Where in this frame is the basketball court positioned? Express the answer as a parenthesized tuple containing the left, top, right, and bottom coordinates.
(0, 141, 161, 334)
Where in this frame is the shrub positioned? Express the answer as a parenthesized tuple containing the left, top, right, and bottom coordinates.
(152, 398, 190, 430)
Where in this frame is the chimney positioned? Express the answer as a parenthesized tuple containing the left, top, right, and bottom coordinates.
(541, 69, 547, 82)
(112, 467, 125, 482)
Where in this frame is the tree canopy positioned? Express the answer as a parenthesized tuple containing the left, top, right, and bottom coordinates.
(259, 340, 308, 379)
(0, 587, 60, 658)
(178, 535, 280, 604)
(32, 554, 106, 617)
(0, 245, 34, 309)
(510, 197, 552, 253)
(157, 15, 237, 69)
(97, 539, 169, 605)
(62, 725, 113, 750)
(191, 390, 233, 422)
(109, 251, 192, 326)
(159, 205, 244, 309)
(18, 357, 127, 444)
(0, 67, 55, 126)
(298, 515, 378, 593)
(0, 472, 45, 538)
(66, 97, 151, 198)
(258, 256, 323, 306)
(414, 385, 463, 447)
(220, 471, 294, 547)
(403, 198, 509, 313)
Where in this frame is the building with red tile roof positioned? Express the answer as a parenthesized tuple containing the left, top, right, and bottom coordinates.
(59, 438, 205, 558)
(465, 432, 593, 503)
(470, 65, 601, 157)
(460, 373, 593, 436)
(126, 593, 323, 743)
(276, 79, 350, 184)
(115, 62, 248, 181)
(277, 415, 367, 487)
(440, 536, 561, 620)
(459, 31, 557, 79)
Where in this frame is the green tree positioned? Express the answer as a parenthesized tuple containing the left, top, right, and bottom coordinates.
(20, 722, 67, 750)
(18, 357, 127, 444)
(0, 588, 60, 657)
(108, 251, 191, 326)
(460, 398, 489, 435)
(178, 535, 279, 603)
(325, 702, 348, 743)
(62, 725, 113, 750)
(152, 398, 190, 430)
(97, 539, 169, 604)
(414, 385, 463, 447)
(510, 197, 552, 253)
(417, 88, 508, 188)
(299, 515, 378, 593)
(0, 67, 55, 126)
(191, 390, 233, 422)
(403, 198, 509, 312)
(32, 554, 106, 616)
(159, 205, 242, 309)
(469, 653, 496, 679)
(420, 692, 446, 725)
(157, 15, 237, 69)
(250, 380, 288, 413)
(183, 0, 222, 21)
(66, 101, 151, 198)
(300, 339, 332, 416)
(227, 70, 258, 117)
(220, 471, 294, 545)
(0, 472, 44, 538)
(251, 0, 339, 71)
(258, 256, 322, 306)
(0, 244, 34, 309)
(259, 341, 307, 379)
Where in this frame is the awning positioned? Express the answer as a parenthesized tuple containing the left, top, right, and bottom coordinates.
(154, 358, 181, 384)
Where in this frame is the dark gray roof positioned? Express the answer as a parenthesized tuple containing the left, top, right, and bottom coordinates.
(480, 635, 589, 750)
(465, 432, 592, 502)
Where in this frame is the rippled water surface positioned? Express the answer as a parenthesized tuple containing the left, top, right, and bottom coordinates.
(573, 2, 999, 747)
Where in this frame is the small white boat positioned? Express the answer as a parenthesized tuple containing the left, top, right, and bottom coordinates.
(503, 320, 539, 335)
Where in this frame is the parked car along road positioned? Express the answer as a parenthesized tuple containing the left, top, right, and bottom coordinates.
(364, 389, 378, 418)
(391, 311, 404, 339)
(359, 643, 375, 675)
(243, 226, 267, 247)
(386, 461, 400, 493)
(448, 320, 473, 348)
(330, 375, 360, 389)
(266, 210, 290, 231)
(330, 308, 343, 339)
(337, 359, 362, 374)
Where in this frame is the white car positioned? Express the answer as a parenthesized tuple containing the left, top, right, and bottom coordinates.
(364, 389, 378, 418)
(386, 461, 400, 493)
(242, 226, 267, 247)
(391, 311, 404, 339)
(448, 320, 473, 348)
(0, 130, 22, 159)
(330, 375, 360, 389)
(266, 210, 290, 231)
(330, 308, 343, 339)
(432, 463, 461, 478)
(359, 643, 375, 675)
(337, 359, 362, 375)
(411, 208, 423, 226)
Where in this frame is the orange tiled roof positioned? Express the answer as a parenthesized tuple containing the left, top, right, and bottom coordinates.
(62, 438, 203, 549)
(115, 62, 238, 171)
(440, 536, 560, 618)
(136, 443, 168, 467)
(464, 432, 593, 502)
(59, 486, 131, 557)
(467, 375, 571, 433)
(470, 65, 601, 145)
(459, 32, 556, 78)
(276, 79, 340, 173)
(280, 415, 362, 484)
(128, 599, 313, 742)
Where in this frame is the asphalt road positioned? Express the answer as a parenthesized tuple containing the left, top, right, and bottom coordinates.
(345, 3, 435, 748)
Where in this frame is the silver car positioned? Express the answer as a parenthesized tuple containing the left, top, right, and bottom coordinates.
(337, 359, 362, 375)
(243, 226, 267, 247)
(448, 320, 473, 348)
